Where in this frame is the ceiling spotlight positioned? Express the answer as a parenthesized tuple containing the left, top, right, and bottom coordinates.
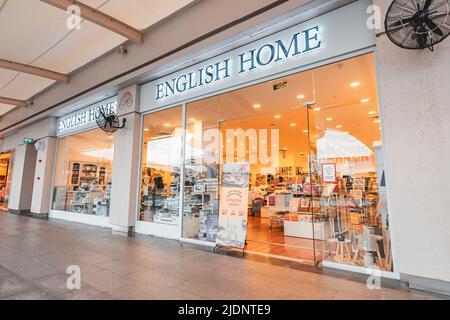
(303, 129, 309, 133)
(374, 119, 381, 124)
(164, 123, 171, 127)
(297, 94, 305, 99)
(290, 123, 296, 127)
(326, 117, 333, 121)
(350, 82, 361, 88)
(253, 104, 261, 109)
(314, 107, 321, 111)
(368, 111, 376, 115)
(144, 128, 150, 132)
(336, 125, 343, 129)
(274, 115, 281, 119)
(189, 118, 196, 121)
(361, 98, 370, 103)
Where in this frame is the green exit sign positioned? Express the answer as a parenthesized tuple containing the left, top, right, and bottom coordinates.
(23, 138, 34, 145)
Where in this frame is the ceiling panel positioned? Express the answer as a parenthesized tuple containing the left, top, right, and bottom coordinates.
(0, 73, 55, 100)
(98, 0, 195, 30)
(0, 0, 194, 112)
(0, 0, 70, 64)
(0, 103, 16, 116)
(0, 69, 19, 90)
(33, 20, 126, 73)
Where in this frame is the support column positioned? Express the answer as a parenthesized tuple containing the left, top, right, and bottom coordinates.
(109, 85, 141, 234)
(31, 137, 57, 216)
(8, 143, 37, 213)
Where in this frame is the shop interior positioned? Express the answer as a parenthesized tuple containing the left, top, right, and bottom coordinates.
(140, 53, 392, 271)
(52, 128, 114, 217)
(0, 152, 12, 210)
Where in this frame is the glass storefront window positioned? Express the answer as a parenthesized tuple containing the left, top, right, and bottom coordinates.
(309, 53, 393, 271)
(52, 128, 114, 216)
(139, 106, 183, 225)
(176, 52, 392, 271)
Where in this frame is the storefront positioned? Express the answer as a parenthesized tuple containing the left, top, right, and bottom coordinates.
(136, 0, 394, 275)
(49, 97, 117, 228)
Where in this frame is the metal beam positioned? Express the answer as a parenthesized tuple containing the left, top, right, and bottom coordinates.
(0, 59, 70, 83)
(40, 0, 143, 44)
(0, 97, 28, 107)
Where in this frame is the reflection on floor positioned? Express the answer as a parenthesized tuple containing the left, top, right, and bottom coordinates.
(246, 216, 325, 262)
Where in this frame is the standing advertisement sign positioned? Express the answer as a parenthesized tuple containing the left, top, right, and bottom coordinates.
(216, 163, 250, 248)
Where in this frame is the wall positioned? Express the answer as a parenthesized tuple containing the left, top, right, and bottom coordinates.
(375, 0, 450, 284)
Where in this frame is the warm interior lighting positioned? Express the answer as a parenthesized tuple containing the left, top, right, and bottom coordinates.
(350, 82, 361, 87)
(253, 104, 261, 109)
(361, 98, 370, 103)
(274, 115, 281, 119)
(290, 123, 296, 127)
(297, 94, 305, 99)
(326, 117, 333, 121)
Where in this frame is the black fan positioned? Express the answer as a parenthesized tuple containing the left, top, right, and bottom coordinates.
(385, 0, 450, 51)
(95, 108, 126, 135)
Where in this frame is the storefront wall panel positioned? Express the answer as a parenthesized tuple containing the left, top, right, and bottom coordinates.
(375, 0, 450, 289)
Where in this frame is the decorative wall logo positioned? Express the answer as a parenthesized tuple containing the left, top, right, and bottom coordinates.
(118, 90, 134, 111)
(155, 26, 322, 101)
(66, 5, 82, 30)
(66, 265, 81, 290)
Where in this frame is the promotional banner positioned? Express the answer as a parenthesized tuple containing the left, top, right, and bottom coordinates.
(216, 163, 250, 248)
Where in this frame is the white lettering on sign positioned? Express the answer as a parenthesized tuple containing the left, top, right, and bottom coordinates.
(57, 97, 117, 135)
(155, 26, 321, 101)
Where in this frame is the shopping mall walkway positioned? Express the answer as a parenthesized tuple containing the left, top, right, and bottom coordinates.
(0, 213, 444, 300)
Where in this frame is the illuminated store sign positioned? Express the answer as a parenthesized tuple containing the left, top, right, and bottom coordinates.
(141, 0, 375, 112)
(56, 96, 117, 136)
(156, 26, 321, 100)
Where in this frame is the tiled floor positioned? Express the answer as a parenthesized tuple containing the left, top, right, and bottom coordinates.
(0, 213, 446, 300)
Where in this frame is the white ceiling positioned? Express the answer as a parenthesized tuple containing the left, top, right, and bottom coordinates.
(0, 0, 194, 116)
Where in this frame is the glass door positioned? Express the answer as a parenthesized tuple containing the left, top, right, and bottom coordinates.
(308, 53, 393, 272)
(181, 73, 318, 265)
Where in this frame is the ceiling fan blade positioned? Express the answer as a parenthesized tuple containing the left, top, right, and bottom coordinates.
(389, 17, 414, 28)
(425, 18, 444, 36)
(423, 0, 433, 10)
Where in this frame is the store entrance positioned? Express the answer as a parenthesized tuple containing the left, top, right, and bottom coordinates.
(219, 108, 317, 264)
(0, 152, 13, 211)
